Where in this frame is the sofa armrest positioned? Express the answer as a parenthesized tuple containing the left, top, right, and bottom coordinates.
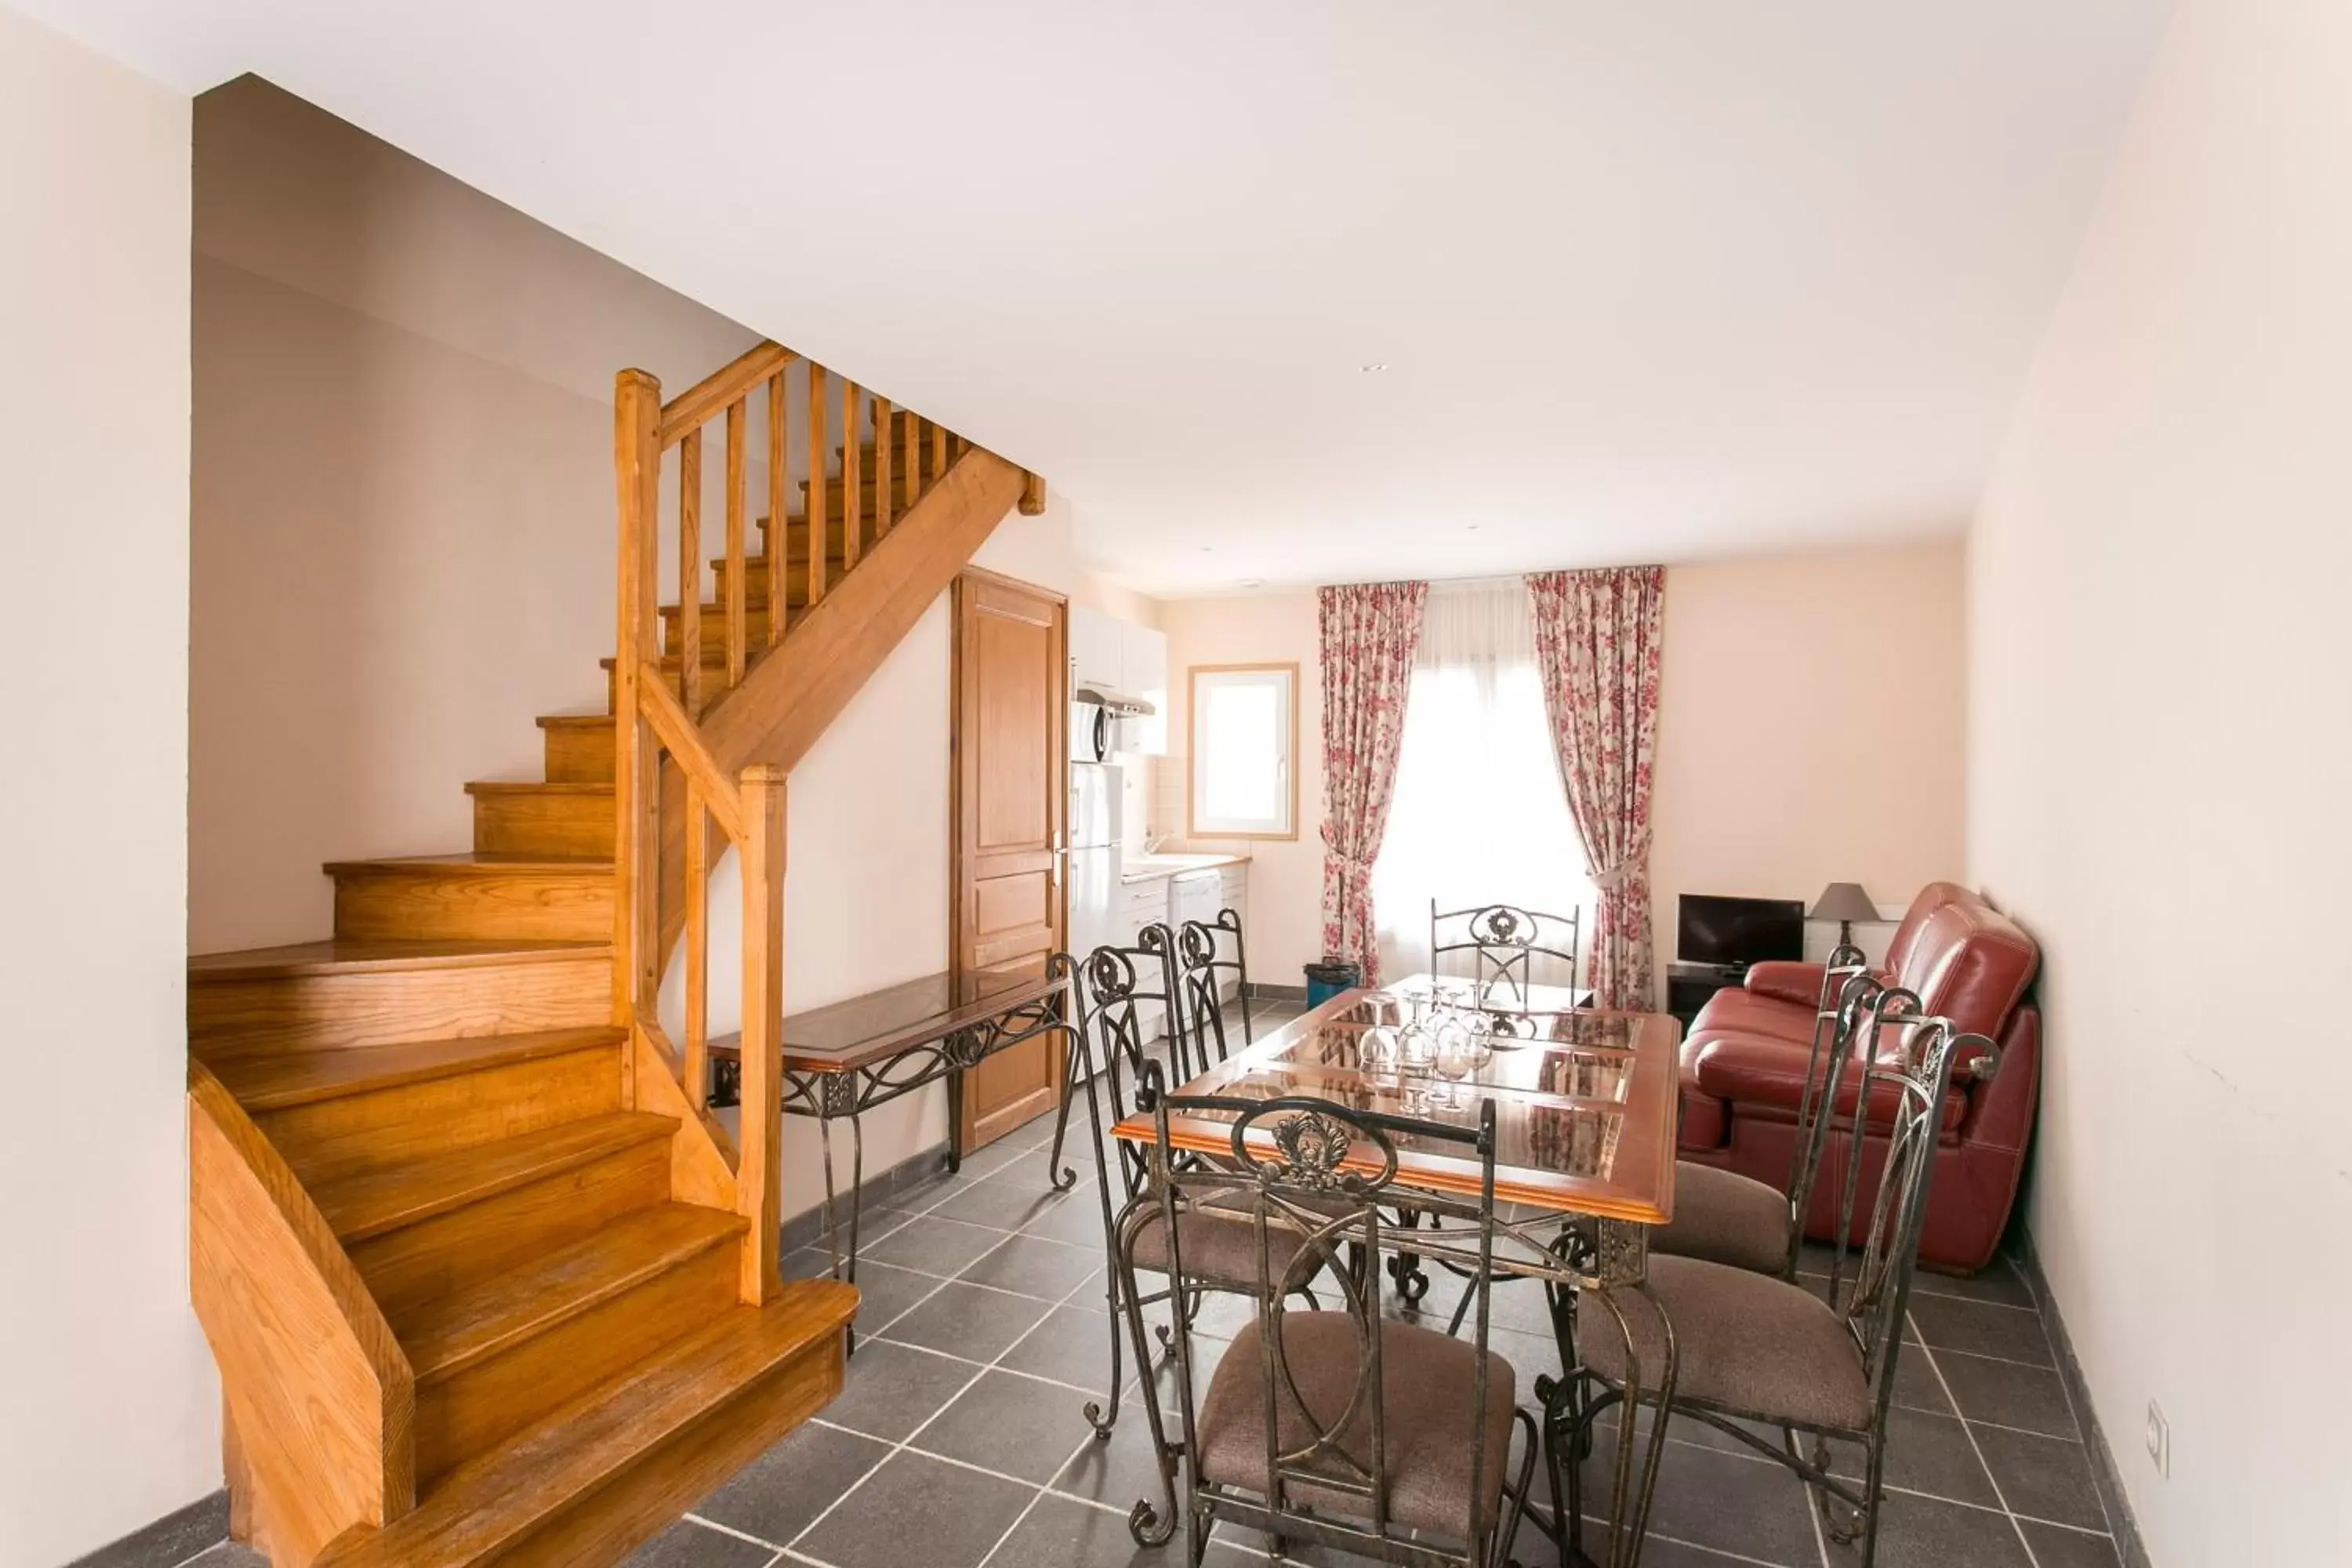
(1743, 960, 1826, 1008)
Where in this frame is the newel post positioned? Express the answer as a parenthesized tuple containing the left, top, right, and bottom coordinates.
(735, 764, 788, 1302)
(613, 368, 662, 1028)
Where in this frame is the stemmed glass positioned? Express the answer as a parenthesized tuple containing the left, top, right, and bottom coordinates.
(1432, 1021, 1479, 1111)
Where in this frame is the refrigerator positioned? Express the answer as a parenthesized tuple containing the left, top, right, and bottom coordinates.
(1068, 761, 1123, 958)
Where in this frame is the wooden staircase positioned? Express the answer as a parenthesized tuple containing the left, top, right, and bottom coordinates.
(187, 341, 1042, 1566)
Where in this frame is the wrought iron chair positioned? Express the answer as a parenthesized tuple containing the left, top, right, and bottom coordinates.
(1650, 946, 1884, 1278)
(1065, 940, 1328, 1443)
(1120, 1060, 1541, 1567)
(1428, 901, 1581, 1004)
(1172, 907, 1254, 1080)
(1555, 989, 1997, 1566)
(1046, 922, 1185, 1192)
(1403, 958, 1880, 1343)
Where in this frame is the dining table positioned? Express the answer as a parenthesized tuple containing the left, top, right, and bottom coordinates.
(1108, 971, 1685, 1568)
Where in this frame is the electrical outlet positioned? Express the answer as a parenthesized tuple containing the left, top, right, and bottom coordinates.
(2146, 1400, 2170, 1478)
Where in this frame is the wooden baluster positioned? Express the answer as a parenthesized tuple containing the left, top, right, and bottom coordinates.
(841, 378, 863, 573)
(677, 426, 703, 714)
(806, 361, 827, 607)
(724, 399, 746, 688)
(874, 396, 893, 543)
(683, 782, 709, 1109)
(932, 419, 947, 489)
(736, 766, 787, 1302)
(613, 369, 662, 1023)
(765, 371, 786, 648)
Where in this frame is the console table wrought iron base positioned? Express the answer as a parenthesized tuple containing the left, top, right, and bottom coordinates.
(710, 968, 1072, 1334)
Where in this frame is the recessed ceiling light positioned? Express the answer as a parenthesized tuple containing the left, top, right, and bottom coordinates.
(1239, 579, 1264, 590)
(1361, 362, 1388, 372)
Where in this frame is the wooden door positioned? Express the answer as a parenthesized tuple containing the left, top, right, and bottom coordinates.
(951, 569, 1069, 1152)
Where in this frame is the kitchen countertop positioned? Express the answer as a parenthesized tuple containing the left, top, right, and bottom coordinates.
(1119, 851, 1251, 885)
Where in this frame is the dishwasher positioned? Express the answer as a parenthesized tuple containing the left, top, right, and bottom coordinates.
(1171, 872, 1223, 1011)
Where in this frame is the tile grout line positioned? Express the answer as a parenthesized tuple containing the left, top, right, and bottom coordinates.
(2010, 1250, 2128, 1560)
(1906, 1311, 2045, 1568)
(783, 1207, 1113, 1560)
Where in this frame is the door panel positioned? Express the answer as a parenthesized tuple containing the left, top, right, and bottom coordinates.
(952, 571, 1068, 1152)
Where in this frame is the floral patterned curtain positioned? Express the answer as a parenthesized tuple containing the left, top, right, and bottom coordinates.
(1525, 567, 1664, 1009)
(1317, 580, 1428, 984)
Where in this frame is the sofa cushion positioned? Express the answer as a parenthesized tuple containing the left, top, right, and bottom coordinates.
(1683, 1033, 1967, 1134)
(1689, 985, 1819, 1045)
(1895, 900, 2039, 1044)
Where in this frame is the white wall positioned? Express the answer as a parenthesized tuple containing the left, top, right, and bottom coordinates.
(191, 78, 764, 953)
(1969, 0, 2352, 1560)
(0, 9, 220, 1564)
(1650, 539, 1968, 984)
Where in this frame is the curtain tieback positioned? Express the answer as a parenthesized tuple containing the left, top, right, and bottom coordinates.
(1588, 832, 1652, 893)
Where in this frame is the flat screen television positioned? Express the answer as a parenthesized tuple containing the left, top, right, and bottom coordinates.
(1677, 894, 1806, 968)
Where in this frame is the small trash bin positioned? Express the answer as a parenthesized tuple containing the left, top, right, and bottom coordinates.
(1304, 957, 1363, 1008)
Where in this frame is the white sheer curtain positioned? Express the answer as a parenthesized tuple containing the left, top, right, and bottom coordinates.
(1371, 579, 1594, 984)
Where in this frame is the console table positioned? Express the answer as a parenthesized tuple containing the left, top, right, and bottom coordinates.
(709, 968, 1071, 1294)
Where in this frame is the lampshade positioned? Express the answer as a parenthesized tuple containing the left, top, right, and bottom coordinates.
(1809, 882, 1879, 924)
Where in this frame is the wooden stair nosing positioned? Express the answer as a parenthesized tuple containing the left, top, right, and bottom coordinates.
(189, 938, 610, 983)
(313, 1283, 857, 1568)
(313, 1110, 673, 1243)
(211, 1025, 627, 1112)
(535, 713, 612, 732)
(397, 1204, 746, 1385)
(324, 853, 615, 877)
(463, 781, 615, 799)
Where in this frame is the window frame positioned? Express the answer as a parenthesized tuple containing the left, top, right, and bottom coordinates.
(1186, 662, 1301, 840)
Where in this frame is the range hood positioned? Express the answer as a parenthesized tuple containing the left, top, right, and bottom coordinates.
(1073, 681, 1156, 717)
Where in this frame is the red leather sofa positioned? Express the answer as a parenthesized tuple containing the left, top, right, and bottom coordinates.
(1675, 882, 2040, 1273)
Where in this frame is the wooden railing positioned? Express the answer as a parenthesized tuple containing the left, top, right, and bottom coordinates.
(611, 342, 992, 1302)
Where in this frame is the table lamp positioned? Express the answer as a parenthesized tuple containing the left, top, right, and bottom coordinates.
(1809, 882, 1878, 946)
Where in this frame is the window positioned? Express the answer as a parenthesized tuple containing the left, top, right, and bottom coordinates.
(1371, 581, 1592, 982)
(1189, 663, 1299, 839)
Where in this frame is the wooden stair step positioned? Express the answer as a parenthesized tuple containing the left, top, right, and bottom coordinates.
(397, 1203, 745, 1383)
(189, 938, 612, 1054)
(326, 854, 615, 942)
(536, 713, 615, 784)
(210, 1025, 625, 1112)
(312, 1110, 673, 1242)
(314, 1282, 857, 1568)
(465, 780, 615, 857)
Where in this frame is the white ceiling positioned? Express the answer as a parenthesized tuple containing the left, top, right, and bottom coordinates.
(34, 0, 2165, 597)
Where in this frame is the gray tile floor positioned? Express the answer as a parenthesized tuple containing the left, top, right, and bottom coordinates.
(140, 997, 2125, 1568)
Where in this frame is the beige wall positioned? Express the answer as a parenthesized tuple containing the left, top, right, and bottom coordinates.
(0, 10, 220, 1564)
(191, 78, 762, 953)
(1969, 0, 2352, 1558)
(1650, 539, 1968, 984)
(1160, 593, 1330, 985)
(1159, 543, 1966, 1000)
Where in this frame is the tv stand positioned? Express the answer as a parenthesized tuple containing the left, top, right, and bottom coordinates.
(1668, 960, 1748, 1032)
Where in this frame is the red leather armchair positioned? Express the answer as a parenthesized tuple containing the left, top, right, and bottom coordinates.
(1675, 882, 2040, 1273)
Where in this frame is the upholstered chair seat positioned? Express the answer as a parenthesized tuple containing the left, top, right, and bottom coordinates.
(1576, 1254, 1871, 1432)
(1198, 1312, 1519, 1540)
(1650, 1162, 1793, 1276)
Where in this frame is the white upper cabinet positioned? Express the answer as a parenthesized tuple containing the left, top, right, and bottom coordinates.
(1068, 606, 1169, 757)
(1069, 606, 1123, 693)
(1122, 621, 1168, 755)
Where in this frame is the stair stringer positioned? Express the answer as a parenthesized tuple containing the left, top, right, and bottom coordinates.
(651, 446, 1027, 965)
(188, 1061, 416, 1567)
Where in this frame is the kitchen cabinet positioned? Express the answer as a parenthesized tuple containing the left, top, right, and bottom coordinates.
(1069, 605, 1123, 693)
(1120, 621, 1169, 755)
(1068, 606, 1169, 757)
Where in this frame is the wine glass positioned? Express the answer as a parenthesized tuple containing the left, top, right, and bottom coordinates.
(1358, 1025, 1399, 1074)
(1432, 1022, 1479, 1111)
